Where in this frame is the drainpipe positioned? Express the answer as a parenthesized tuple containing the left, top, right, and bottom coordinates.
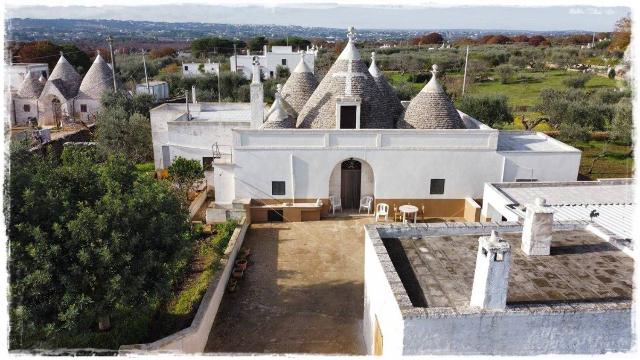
(290, 153, 295, 204)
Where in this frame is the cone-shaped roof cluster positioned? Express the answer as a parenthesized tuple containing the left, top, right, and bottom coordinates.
(78, 51, 117, 100)
(263, 84, 296, 129)
(280, 53, 318, 116)
(45, 53, 82, 98)
(17, 71, 45, 98)
(368, 52, 404, 124)
(397, 64, 465, 129)
(296, 27, 395, 129)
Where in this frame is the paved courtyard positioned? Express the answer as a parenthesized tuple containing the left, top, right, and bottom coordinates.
(205, 216, 373, 354)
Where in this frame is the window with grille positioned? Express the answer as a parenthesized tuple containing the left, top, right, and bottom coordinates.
(429, 179, 445, 195)
(272, 181, 286, 195)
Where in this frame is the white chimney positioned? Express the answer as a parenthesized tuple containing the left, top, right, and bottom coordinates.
(470, 230, 511, 310)
(250, 56, 264, 129)
(191, 85, 197, 104)
(521, 197, 554, 256)
(263, 44, 268, 55)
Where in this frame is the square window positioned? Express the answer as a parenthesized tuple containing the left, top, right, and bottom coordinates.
(429, 179, 445, 195)
(41, 70, 47, 78)
(184, 66, 189, 71)
(202, 157, 213, 171)
(281, 59, 287, 66)
(272, 181, 286, 195)
(80, 104, 87, 112)
(23, 104, 31, 112)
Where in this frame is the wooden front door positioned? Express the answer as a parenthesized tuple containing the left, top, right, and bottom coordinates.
(341, 159, 361, 209)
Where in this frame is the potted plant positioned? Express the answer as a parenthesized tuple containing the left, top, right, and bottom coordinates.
(227, 279, 238, 293)
(235, 258, 248, 271)
(241, 247, 251, 258)
(232, 267, 244, 279)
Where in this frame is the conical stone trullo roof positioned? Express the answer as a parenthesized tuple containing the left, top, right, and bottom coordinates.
(397, 64, 465, 129)
(368, 52, 404, 125)
(46, 53, 82, 99)
(17, 71, 45, 98)
(78, 52, 117, 100)
(262, 84, 296, 129)
(296, 27, 395, 129)
(280, 53, 318, 116)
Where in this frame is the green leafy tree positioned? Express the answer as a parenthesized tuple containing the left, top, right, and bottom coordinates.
(562, 73, 592, 88)
(611, 99, 632, 145)
(248, 36, 268, 52)
(8, 146, 191, 349)
(275, 65, 290, 79)
(458, 94, 513, 127)
(95, 105, 153, 164)
(168, 157, 204, 204)
(495, 64, 516, 84)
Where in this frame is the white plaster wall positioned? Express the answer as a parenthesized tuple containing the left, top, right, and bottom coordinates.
(232, 148, 504, 201)
(363, 231, 405, 356)
(214, 165, 235, 204)
(150, 104, 187, 169)
(402, 309, 632, 355)
(11, 98, 38, 126)
(500, 151, 581, 182)
(480, 183, 520, 221)
(74, 99, 100, 122)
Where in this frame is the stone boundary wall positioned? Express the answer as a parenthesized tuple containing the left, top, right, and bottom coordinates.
(188, 187, 209, 219)
(119, 216, 249, 353)
(29, 125, 94, 157)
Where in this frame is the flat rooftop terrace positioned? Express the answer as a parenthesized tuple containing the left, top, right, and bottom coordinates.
(497, 131, 579, 152)
(383, 229, 633, 309)
(154, 102, 253, 123)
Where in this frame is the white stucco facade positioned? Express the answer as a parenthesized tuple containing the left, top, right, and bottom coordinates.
(182, 61, 220, 76)
(230, 45, 316, 79)
(7, 63, 49, 91)
(219, 127, 580, 204)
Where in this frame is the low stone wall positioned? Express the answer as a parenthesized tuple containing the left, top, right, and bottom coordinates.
(29, 125, 94, 157)
(188, 188, 209, 220)
(120, 216, 249, 353)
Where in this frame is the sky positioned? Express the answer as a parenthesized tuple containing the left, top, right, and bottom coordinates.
(4, 1, 633, 31)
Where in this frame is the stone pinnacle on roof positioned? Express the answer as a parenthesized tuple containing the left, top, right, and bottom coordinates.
(251, 56, 261, 84)
(17, 71, 45, 98)
(78, 51, 118, 100)
(296, 26, 395, 129)
(368, 51, 404, 125)
(38, 74, 46, 83)
(45, 52, 83, 99)
(397, 64, 465, 129)
(262, 84, 296, 129)
(281, 51, 318, 116)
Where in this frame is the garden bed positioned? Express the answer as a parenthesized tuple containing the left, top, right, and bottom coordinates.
(144, 220, 237, 342)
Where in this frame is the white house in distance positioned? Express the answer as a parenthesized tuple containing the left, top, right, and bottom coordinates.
(182, 60, 220, 76)
(136, 80, 169, 101)
(151, 27, 581, 224)
(6, 62, 49, 91)
(230, 45, 317, 79)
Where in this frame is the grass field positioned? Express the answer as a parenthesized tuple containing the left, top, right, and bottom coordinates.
(568, 140, 634, 180)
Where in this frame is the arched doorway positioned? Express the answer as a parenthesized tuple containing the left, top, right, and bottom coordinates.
(51, 97, 62, 127)
(341, 159, 361, 209)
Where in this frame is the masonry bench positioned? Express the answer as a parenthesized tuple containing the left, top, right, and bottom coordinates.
(251, 202, 322, 223)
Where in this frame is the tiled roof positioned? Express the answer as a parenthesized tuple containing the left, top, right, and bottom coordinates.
(397, 64, 465, 129)
(280, 56, 318, 116)
(45, 54, 82, 99)
(368, 52, 404, 125)
(17, 71, 44, 98)
(78, 52, 116, 100)
(296, 28, 395, 129)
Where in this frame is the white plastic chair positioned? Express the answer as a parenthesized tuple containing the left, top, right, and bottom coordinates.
(329, 195, 342, 215)
(375, 203, 389, 221)
(359, 196, 373, 214)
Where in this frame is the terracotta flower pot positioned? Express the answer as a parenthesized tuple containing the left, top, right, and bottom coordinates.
(235, 259, 248, 271)
(232, 268, 244, 279)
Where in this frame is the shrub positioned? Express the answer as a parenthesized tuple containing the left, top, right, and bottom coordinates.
(458, 94, 513, 127)
(611, 100, 632, 145)
(559, 122, 592, 141)
(562, 73, 592, 88)
(495, 64, 516, 84)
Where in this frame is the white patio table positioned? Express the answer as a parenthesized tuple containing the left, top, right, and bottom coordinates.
(399, 204, 418, 224)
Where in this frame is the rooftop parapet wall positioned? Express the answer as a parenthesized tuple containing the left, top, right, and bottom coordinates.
(232, 128, 500, 150)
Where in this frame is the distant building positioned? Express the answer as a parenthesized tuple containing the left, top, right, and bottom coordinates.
(136, 81, 169, 101)
(230, 45, 317, 80)
(182, 60, 220, 76)
(7, 63, 49, 91)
